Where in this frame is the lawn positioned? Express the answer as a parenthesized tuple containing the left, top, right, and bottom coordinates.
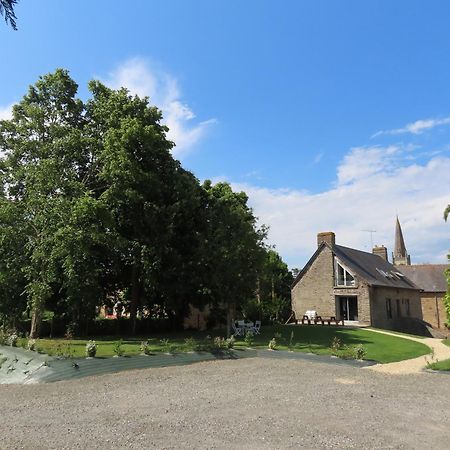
(427, 339, 450, 371)
(17, 325, 430, 364)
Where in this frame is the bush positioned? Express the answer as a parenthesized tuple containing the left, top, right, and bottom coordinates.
(268, 338, 277, 350)
(330, 337, 342, 356)
(140, 340, 151, 355)
(8, 332, 18, 347)
(353, 344, 367, 360)
(85, 340, 97, 357)
(27, 338, 37, 351)
(225, 335, 235, 349)
(113, 339, 124, 357)
(244, 330, 254, 347)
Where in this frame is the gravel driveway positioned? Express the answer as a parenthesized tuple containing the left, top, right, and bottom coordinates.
(1, 357, 449, 449)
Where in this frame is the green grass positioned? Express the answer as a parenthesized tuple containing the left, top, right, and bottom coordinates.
(427, 339, 450, 371)
(16, 325, 431, 364)
(237, 325, 430, 363)
(428, 359, 450, 371)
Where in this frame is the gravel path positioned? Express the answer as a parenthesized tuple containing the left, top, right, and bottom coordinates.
(365, 329, 450, 375)
(1, 357, 450, 449)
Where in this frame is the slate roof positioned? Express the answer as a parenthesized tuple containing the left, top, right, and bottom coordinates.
(333, 245, 418, 290)
(292, 242, 419, 290)
(396, 265, 448, 293)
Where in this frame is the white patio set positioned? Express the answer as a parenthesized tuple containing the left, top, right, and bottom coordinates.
(232, 320, 261, 336)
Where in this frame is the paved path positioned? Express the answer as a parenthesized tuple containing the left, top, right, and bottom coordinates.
(365, 328, 450, 375)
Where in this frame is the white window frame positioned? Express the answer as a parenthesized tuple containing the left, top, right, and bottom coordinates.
(334, 258, 356, 287)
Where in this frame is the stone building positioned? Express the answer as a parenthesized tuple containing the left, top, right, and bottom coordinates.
(392, 217, 448, 330)
(291, 231, 423, 332)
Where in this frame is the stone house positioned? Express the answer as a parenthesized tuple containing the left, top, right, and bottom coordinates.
(291, 232, 423, 332)
(390, 216, 448, 330)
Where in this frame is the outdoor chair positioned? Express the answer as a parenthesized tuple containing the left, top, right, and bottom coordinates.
(252, 320, 261, 334)
(232, 321, 243, 336)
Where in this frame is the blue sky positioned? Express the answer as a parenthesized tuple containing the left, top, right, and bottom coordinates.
(1, 1, 450, 267)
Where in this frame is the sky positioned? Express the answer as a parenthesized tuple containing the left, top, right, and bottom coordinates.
(1, 0, 450, 268)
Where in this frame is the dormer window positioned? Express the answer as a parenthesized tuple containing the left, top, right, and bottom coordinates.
(335, 260, 355, 287)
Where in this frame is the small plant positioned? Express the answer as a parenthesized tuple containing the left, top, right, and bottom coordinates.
(113, 339, 124, 357)
(27, 338, 37, 352)
(288, 331, 295, 351)
(184, 337, 197, 351)
(268, 338, 277, 350)
(244, 330, 254, 347)
(330, 337, 342, 356)
(353, 344, 367, 360)
(0, 330, 7, 345)
(225, 335, 235, 349)
(160, 338, 176, 354)
(8, 332, 18, 347)
(213, 336, 227, 350)
(85, 340, 97, 357)
(64, 323, 75, 340)
(56, 342, 75, 359)
(140, 340, 152, 355)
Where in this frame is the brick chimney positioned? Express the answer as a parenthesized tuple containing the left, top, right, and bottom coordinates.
(317, 232, 335, 248)
(372, 245, 388, 261)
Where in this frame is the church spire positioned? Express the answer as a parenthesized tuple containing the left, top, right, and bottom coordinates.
(392, 216, 411, 266)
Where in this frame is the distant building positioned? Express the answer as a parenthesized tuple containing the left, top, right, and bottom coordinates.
(392, 217, 448, 329)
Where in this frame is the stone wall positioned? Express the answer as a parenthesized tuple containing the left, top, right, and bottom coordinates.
(291, 246, 371, 322)
(370, 286, 422, 330)
(420, 293, 447, 329)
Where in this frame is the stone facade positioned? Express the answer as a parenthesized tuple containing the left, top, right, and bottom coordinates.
(291, 234, 424, 332)
(420, 293, 446, 329)
(291, 246, 372, 323)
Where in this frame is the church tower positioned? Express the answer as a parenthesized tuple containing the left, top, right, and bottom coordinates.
(392, 216, 411, 266)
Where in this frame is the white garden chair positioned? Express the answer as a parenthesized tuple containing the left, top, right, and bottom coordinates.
(251, 320, 261, 334)
(232, 321, 243, 336)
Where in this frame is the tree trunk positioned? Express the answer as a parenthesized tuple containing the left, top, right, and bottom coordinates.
(30, 307, 42, 338)
(130, 265, 140, 335)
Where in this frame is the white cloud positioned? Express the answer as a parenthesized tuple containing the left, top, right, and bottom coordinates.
(0, 104, 13, 120)
(102, 58, 216, 158)
(230, 146, 450, 269)
(373, 116, 450, 137)
(312, 152, 324, 164)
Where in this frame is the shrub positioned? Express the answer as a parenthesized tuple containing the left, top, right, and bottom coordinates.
(244, 330, 254, 347)
(330, 337, 342, 356)
(353, 344, 367, 360)
(268, 338, 277, 350)
(184, 337, 197, 351)
(0, 330, 7, 345)
(113, 339, 124, 357)
(225, 335, 235, 349)
(85, 340, 97, 357)
(140, 341, 151, 355)
(8, 332, 18, 347)
(288, 331, 295, 351)
(27, 338, 37, 351)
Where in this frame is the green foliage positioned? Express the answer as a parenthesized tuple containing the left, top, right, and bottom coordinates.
(268, 338, 277, 350)
(140, 340, 151, 355)
(0, 69, 288, 338)
(330, 336, 342, 356)
(244, 330, 254, 347)
(85, 340, 97, 357)
(113, 339, 124, 357)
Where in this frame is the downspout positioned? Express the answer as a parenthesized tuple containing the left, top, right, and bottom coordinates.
(436, 295, 440, 329)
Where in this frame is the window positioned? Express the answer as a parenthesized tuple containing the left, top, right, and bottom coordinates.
(386, 298, 392, 319)
(405, 299, 410, 316)
(396, 299, 401, 318)
(335, 260, 355, 287)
